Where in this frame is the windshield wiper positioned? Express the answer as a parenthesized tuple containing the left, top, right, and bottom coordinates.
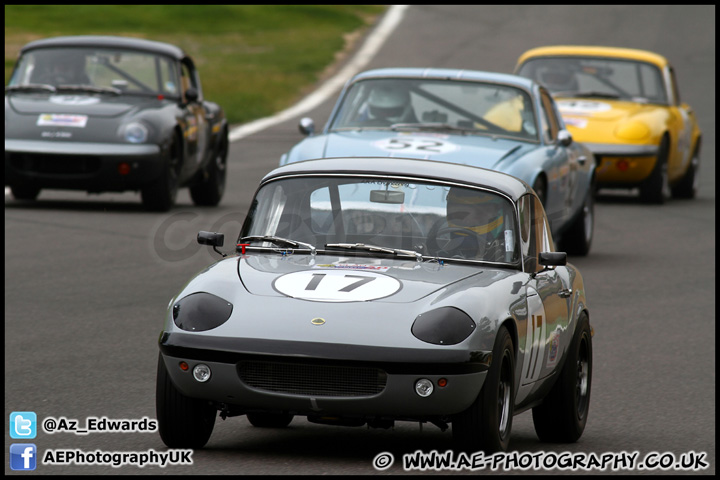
(56, 85, 122, 95)
(5, 84, 56, 93)
(239, 235, 317, 255)
(325, 242, 423, 260)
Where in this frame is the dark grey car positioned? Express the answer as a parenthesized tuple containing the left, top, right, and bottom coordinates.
(157, 157, 593, 453)
(5, 35, 228, 211)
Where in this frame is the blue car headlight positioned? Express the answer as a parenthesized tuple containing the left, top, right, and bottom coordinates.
(411, 307, 476, 345)
(172, 292, 233, 332)
(122, 122, 148, 143)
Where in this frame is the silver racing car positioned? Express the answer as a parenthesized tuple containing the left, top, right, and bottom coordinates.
(156, 156, 593, 453)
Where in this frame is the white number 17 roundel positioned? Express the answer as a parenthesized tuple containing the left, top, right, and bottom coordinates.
(272, 270, 402, 302)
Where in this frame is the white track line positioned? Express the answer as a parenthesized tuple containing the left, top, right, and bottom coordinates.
(228, 5, 409, 142)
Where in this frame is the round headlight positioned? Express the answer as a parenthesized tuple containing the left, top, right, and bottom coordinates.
(614, 121, 650, 141)
(415, 379, 434, 397)
(193, 364, 211, 383)
(124, 122, 148, 143)
(173, 292, 233, 332)
(411, 307, 476, 345)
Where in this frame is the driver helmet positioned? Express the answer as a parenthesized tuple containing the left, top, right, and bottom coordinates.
(537, 64, 578, 93)
(45, 50, 87, 85)
(367, 84, 411, 120)
(446, 187, 505, 239)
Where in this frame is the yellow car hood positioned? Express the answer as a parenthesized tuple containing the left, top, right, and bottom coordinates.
(555, 98, 664, 144)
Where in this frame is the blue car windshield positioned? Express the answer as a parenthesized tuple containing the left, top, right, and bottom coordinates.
(9, 47, 181, 97)
(241, 175, 521, 266)
(328, 78, 538, 142)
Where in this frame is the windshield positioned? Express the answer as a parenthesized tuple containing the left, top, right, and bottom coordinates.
(517, 56, 667, 104)
(8, 47, 180, 97)
(241, 175, 521, 266)
(328, 78, 538, 142)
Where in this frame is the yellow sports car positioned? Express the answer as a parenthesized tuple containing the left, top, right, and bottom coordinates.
(515, 46, 701, 203)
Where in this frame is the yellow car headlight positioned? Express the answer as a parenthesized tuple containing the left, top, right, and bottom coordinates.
(614, 121, 650, 141)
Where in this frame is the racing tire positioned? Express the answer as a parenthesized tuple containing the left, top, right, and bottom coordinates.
(452, 325, 515, 453)
(559, 188, 594, 256)
(246, 413, 294, 428)
(639, 137, 670, 204)
(190, 128, 228, 206)
(671, 146, 700, 199)
(142, 134, 182, 212)
(10, 185, 41, 201)
(156, 354, 217, 449)
(532, 312, 592, 443)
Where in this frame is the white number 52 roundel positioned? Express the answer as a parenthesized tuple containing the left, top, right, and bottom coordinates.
(273, 269, 401, 302)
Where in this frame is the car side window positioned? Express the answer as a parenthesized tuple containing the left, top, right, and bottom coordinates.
(519, 193, 555, 273)
(159, 58, 179, 96)
(539, 90, 559, 142)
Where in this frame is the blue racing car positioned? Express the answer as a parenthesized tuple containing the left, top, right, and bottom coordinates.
(281, 68, 595, 255)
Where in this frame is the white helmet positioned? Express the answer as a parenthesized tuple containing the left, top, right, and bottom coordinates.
(367, 85, 411, 119)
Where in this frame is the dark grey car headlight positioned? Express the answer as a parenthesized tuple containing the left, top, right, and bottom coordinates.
(411, 307, 476, 345)
(172, 292, 233, 332)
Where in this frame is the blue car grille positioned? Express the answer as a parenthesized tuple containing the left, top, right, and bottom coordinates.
(238, 360, 387, 397)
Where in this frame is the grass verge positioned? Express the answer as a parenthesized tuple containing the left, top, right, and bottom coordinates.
(4, 5, 387, 124)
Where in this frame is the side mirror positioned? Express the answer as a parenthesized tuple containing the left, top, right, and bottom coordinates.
(185, 87, 199, 103)
(298, 117, 315, 136)
(197, 231, 224, 247)
(197, 231, 226, 257)
(557, 129, 573, 147)
(539, 251, 567, 267)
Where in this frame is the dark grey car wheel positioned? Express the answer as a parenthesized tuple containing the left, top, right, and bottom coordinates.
(671, 146, 700, 199)
(142, 135, 181, 212)
(532, 312, 592, 443)
(156, 354, 216, 449)
(639, 136, 670, 204)
(560, 188, 594, 256)
(453, 325, 515, 453)
(190, 128, 228, 206)
(10, 184, 41, 201)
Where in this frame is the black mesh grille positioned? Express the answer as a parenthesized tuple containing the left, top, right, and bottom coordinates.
(10, 153, 101, 175)
(238, 360, 387, 397)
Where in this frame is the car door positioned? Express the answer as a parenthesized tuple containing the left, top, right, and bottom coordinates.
(538, 88, 571, 232)
(516, 193, 570, 404)
(179, 59, 209, 174)
(666, 66, 693, 180)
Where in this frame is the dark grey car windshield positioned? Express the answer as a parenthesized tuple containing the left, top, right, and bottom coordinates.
(328, 78, 538, 142)
(241, 175, 521, 265)
(9, 47, 180, 97)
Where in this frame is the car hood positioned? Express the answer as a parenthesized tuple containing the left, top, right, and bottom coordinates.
(239, 253, 513, 303)
(285, 130, 537, 172)
(555, 97, 666, 143)
(6, 91, 159, 118)
(170, 253, 521, 350)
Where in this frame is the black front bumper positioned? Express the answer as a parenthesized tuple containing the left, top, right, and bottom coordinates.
(5, 139, 163, 192)
(158, 332, 491, 418)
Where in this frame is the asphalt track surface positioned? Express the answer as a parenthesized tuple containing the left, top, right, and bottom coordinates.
(4, 5, 715, 475)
